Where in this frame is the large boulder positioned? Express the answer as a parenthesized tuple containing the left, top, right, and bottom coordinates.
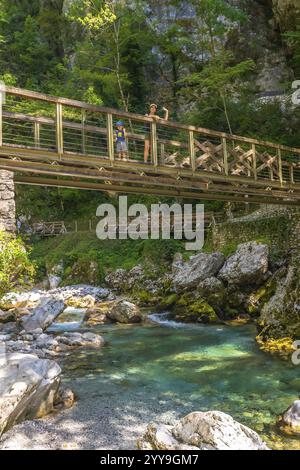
(137, 411, 269, 450)
(173, 292, 219, 324)
(197, 277, 226, 311)
(0, 309, 15, 324)
(0, 352, 61, 436)
(105, 265, 145, 291)
(21, 297, 65, 332)
(107, 300, 142, 323)
(278, 399, 300, 435)
(47, 260, 64, 290)
(172, 253, 225, 291)
(258, 259, 300, 339)
(84, 301, 116, 325)
(0, 291, 42, 310)
(218, 242, 269, 286)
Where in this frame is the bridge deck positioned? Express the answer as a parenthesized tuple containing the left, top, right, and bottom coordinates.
(0, 86, 300, 205)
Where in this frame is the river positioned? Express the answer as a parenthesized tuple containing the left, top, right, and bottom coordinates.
(46, 311, 300, 450)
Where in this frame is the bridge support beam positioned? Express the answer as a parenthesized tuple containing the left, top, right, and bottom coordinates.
(0, 170, 16, 233)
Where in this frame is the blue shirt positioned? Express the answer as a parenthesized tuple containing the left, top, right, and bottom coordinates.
(116, 129, 125, 142)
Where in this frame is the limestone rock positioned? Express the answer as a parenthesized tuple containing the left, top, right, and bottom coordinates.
(0, 309, 15, 324)
(21, 297, 65, 332)
(279, 399, 300, 435)
(138, 411, 269, 450)
(198, 277, 226, 310)
(0, 352, 61, 436)
(84, 301, 116, 325)
(107, 300, 142, 323)
(0, 291, 42, 310)
(54, 387, 75, 410)
(105, 265, 145, 291)
(47, 261, 64, 290)
(172, 253, 225, 291)
(218, 242, 269, 286)
(0, 170, 16, 233)
(258, 259, 300, 339)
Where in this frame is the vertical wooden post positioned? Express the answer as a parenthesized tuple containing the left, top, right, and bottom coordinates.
(290, 164, 294, 185)
(151, 121, 158, 166)
(189, 130, 196, 172)
(252, 144, 257, 180)
(277, 148, 283, 186)
(75, 220, 78, 233)
(82, 109, 86, 154)
(222, 137, 228, 176)
(34, 121, 40, 148)
(160, 143, 165, 163)
(107, 113, 114, 162)
(0, 89, 3, 147)
(56, 103, 63, 157)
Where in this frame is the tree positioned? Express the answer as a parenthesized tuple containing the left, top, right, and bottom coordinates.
(0, 232, 35, 296)
(179, 0, 255, 133)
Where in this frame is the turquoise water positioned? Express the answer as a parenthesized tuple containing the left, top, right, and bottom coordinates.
(61, 313, 300, 450)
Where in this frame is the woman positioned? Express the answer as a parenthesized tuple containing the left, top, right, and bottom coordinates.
(144, 103, 169, 163)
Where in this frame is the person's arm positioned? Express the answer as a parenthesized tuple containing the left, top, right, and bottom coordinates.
(162, 107, 169, 120)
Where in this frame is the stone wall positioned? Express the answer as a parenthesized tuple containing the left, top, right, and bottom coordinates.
(0, 170, 16, 233)
(211, 210, 300, 254)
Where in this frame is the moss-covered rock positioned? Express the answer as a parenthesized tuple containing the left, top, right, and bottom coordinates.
(64, 259, 100, 286)
(246, 272, 279, 316)
(257, 258, 300, 340)
(256, 335, 296, 360)
(197, 277, 226, 312)
(173, 293, 219, 324)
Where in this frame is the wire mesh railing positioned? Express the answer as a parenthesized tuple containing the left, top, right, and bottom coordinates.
(1, 86, 300, 188)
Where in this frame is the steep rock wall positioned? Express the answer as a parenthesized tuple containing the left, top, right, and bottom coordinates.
(0, 170, 16, 233)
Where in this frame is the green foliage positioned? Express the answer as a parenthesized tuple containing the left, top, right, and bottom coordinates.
(30, 232, 186, 283)
(68, 0, 116, 31)
(0, 232, 35, 296)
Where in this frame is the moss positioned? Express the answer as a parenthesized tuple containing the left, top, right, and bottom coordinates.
(247, 276, 277, 316)
(256, 336, 296, 360)
(174, 293, 219, 324)
(132, 289, 160, 306)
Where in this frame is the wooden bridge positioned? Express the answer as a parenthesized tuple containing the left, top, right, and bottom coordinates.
(1, 86, 300, 206)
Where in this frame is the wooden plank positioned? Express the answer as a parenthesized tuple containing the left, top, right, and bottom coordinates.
(1, 155, 299, 200)
(14, 175, 300, 206)
(0, 143, 298, 192)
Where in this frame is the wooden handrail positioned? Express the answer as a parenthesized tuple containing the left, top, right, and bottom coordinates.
(4, 85, 300, 155)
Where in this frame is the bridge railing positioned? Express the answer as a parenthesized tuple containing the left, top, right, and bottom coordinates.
(1, 86, 300, 187)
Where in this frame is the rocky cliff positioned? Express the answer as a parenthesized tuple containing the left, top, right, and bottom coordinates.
(0, 171, 16, 233)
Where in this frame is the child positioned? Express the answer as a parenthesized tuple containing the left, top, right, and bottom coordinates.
(115, 120, 128, 160)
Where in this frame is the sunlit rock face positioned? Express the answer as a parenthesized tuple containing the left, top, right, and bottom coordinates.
(227, 0, 294, 93)
(272, 0, 299, 31)
(137, 411, 269, 450)
(0, 171, 16, 233)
